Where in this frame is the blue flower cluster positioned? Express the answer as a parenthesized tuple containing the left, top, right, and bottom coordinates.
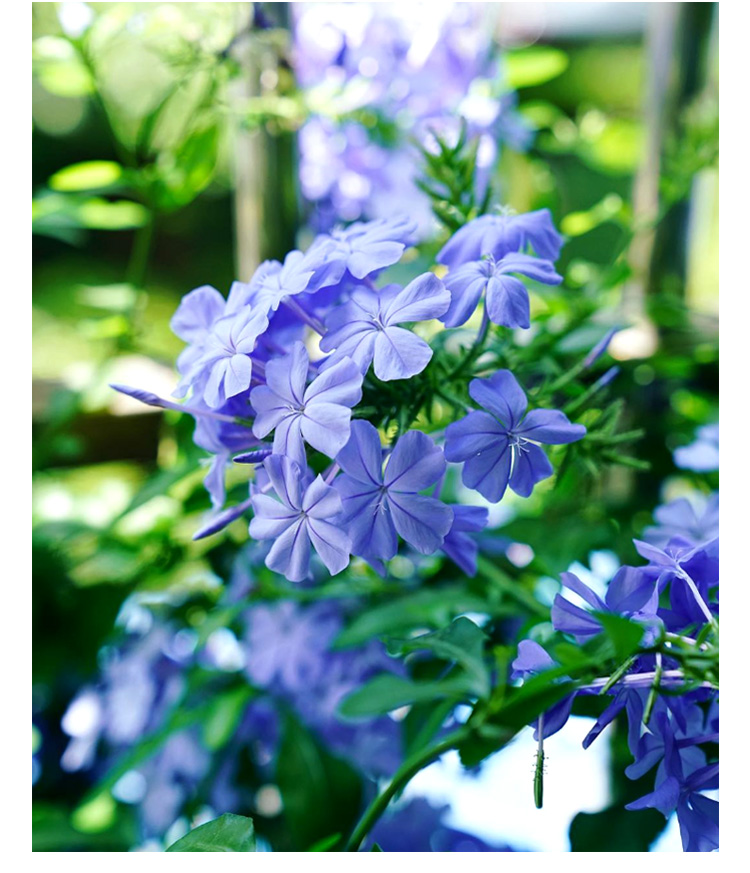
(116, 208, 584, 584)
(512, 497, 719, 852)
(59, 556, 489, 848)
(292, 3, 531, 232)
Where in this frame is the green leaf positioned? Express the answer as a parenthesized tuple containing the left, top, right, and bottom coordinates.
(334, 587, 491, 648)
(276, 714, 362, 851)
(201, 686, 255, 751)
(338, 673, 472, 718)
(504, 47, 569, 89)
(166, 814, 255, 852)
(33, 36, 94, 97)
(151, 124, 220, 210)
(387, 617, 490, 698)
(50, 161, 124, 192)
(594, 612, 646, 661)
(76, 199, 149, 230)
(569, 805, 666, 852)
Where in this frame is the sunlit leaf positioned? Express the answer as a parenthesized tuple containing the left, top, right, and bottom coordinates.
(50, 161, 124, 192)
(504, 47, 569, 89)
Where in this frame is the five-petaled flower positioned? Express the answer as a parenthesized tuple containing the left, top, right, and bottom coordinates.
(320, 273, 450, 381)
(335, 420, 453, 566)
(442, 252, 561, 329)
(250, 341, 363, 467)
(249, 455, 351, 582)
(444, 370, 586, 502)
(437, 208, 564, 269)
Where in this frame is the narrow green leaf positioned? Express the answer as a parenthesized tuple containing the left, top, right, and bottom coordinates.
(387, 617, 490, 698)
(334, 587, 491, 648)
(504, 47, 569, 89)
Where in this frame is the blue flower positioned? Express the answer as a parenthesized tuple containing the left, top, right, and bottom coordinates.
(334, 420, 453, 564)
(510, 640, 575, 740)
(239, 248, 346, 314)
(437, 208, 564, 269)
(368, 797, 516, 852)
(633, 537, 719, 629)
(189, 305, 270, 408)
(625, 704, 719, 852)
(444, 370, 586, 502)
(674, 423, 719, 472)
(643, 494, 719, 549)
(320, 273, 450, 380)
(551, 566, 660, 643)
(250, 341, 362, 466)
(308, 215, 417, 279)
(243, 601, 341, 693)
(442, 253, 561, 328)
(249, 455, 351, 582)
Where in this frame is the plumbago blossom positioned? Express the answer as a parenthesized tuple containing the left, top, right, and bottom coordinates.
(249, 455, 351, 582)
(320, 274, 450, 380)
(511, 491, 719, 852)
(445, 370, 586, 502)
(335, 421, 453, 568)
(115, 207, 583, 583)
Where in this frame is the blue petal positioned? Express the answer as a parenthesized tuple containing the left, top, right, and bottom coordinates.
(373, 326, 433, 381)
(509, 443, 553, 497)
(517, 409, 586, 444)
(468, 370, 528, 429)
(386, 491, 453, 554)
(384, 431, 446, 492)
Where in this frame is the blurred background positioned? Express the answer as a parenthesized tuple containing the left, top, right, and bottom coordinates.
(32, 1, 718, 852)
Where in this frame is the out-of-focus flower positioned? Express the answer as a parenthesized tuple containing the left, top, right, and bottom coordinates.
(643, 494, 719, 549)
(674, 424, 719, 472)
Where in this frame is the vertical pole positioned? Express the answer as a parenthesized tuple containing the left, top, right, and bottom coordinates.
(230, 2, 299, 282)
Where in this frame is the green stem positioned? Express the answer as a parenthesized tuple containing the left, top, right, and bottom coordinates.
(127, 215, 155, 289)
(447, 308, 490, 380)
(345, 725, 471, 852)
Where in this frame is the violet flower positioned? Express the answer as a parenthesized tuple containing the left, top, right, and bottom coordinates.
(437, 208, 564, 269)
(250, 341, 362, 466)
(320, 273, 450, 380)
(444, 370, 586, 503)
(334, 420, 453, 564)
(248, 455, 351, 582)
(442, 253, 561, 328)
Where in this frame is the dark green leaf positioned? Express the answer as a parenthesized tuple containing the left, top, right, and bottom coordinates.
(387, 617, 490, 698)
(569, 805, 667, 852)
(594, 612, 646, 661)
(276, 714, 362, 851)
